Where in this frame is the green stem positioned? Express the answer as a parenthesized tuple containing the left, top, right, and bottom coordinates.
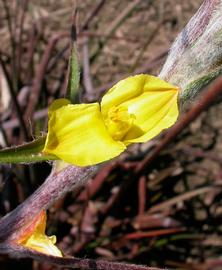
(69, 42, 80, 103)
(0, 137, 57, 164)
(180, 66, 222, 106)
(67, 14, 80, 103)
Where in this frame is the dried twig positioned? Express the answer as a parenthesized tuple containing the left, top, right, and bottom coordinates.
(131, 19, 163, 72)
(0, 53, 29, 140)
(0, 165, 97, 242)
(0, 243, 164, 270)
(148, 186, 217, 213)
(82, 37, 94, 101)
(138, 176, 146, 215)
(2, 0, 17, 91)
(25, 24, 38, 84)
(90, 0, 143, 62)
(16, 0, 29, 74)
(25, 33, 68, 122)
(81, 0, 107, 31)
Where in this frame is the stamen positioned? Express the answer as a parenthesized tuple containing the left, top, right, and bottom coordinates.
(105, 106, 135, 140)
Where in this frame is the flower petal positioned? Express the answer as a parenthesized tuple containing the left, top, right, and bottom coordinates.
(101, 74, 178, 118)
(24, 233, 62, 257)
(143, 75, 178, 92)
(48, 98, 70, 118)
(43, 103, 125, 166)
(18, 211, 62, 257)
(123, 90, 178, 143)
(101, 74, 147, 117)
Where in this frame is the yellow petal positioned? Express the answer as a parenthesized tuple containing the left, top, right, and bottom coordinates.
(123, 90, 178, 143)
(101, 74, 178, 118)
(43, 103, 125, 166)
(143, 74, 178, 92)
(101, 74, 147, 117)
(18, 211, 62, 257)
(24, 233, 62, 257)
(48, 98, 70, 118)
(101, 74, 179, 144)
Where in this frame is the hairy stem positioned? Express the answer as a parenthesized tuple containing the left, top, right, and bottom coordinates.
(0, 165, 97, 242)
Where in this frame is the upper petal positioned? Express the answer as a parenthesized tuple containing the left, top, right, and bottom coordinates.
(43, 103, 125, 166)
(143, 74, 178, 92)
(101, 74, 178, 118)
(101, 74, 147, 118)
(123, 90, 179, 143)
(48, 98, 70, 118)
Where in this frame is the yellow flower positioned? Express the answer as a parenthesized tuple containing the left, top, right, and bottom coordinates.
(43, 74, 179, 166)
(17, 211, 62, 257)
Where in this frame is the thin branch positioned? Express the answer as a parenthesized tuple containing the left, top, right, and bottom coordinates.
(2, 108, 47, 130)
(2, 0, 18, 93)
(0, 54, 29, 140)
(16, 0, 29, 74)
(46, 0, 107, 83)
(148, 186, 217, 213)
(25, 33, 68, 121)
(130, 19, 163, 72)
(81, 0, 107, 31)
(82, 37, 94, 101)
(25, 24, 38, 84)
(0, 243, 164, 270)
(90, 0, 143, 63)
(0, 165, 97, 242)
